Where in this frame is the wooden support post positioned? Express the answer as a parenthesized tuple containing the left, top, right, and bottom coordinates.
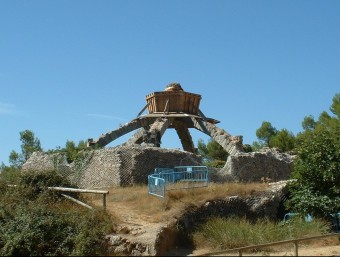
(294, 241, 299, 256)
(102, 193, 107, 210)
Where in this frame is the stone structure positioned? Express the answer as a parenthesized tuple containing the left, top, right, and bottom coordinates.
(217, 147, 295, 183)
(22, 146, 294, 188)
(22, 145, 202, 189)
(87, 82, 244, 156)
(21, 83, 295, 187)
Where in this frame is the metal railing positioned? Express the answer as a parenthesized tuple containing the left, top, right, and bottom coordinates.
(196, 232, 340, 256)
(148, 166, 209, 198)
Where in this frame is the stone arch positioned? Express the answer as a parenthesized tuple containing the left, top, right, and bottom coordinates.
(88, 115, 244, 156)
(190, 117, 244, 156)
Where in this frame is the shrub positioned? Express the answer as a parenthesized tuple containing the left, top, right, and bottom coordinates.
(0, 170, 114, 256)
(18, 169, 77, 200)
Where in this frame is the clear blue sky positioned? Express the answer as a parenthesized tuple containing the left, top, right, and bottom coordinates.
(1, 0, 339, 165)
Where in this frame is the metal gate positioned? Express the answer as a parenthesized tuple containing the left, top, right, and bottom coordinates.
(148, 166, 209, 198)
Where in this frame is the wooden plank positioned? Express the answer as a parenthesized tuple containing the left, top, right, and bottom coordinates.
(48, 186, 109, 194)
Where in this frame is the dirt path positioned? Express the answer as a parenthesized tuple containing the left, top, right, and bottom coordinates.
(92, 197, 172, 252)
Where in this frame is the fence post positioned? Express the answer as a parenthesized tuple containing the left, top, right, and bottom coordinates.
(102, 193, 107, 210)
(163, 181, 166, 198)
(294, 241, 299, 256)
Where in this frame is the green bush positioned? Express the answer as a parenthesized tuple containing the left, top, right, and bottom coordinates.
(286, 126, 340, 216)
(206, 160, 226, 168)
(18, 169, 78, 200)
(0, 170, 114, 256)
(0, 165, 21, 184)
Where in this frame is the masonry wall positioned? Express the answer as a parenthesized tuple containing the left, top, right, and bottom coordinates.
(218, 147, 295, 183)
(22, 145, 202, 189)
(22, 146, 294, 188)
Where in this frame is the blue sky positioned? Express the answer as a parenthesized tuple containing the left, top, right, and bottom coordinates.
(1, 0, 339, 165)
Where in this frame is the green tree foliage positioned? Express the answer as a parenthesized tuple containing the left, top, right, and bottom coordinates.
(206, 140, 228, 161)
(251, 141, 265, 151)
(0, 163, 21, 184)
(286, 93, 340, 217)
(20, 130, 42, 161)
(65, 140, 78, 163)
(256, 121, 278, 146)
(254, 122, 296, 152)
(269, 129, 295, 152)
(330, 93, 340, 119)
(242, 144, 253, 153)
(47, 139, 87, 163)
(197, 139, 228, 167)
(8, 130, 42, 168)
(1, 130, 42, 183)
(19, 169, 76, 200)
(197, 139, 209, 160)
(302, 115, 316, 131)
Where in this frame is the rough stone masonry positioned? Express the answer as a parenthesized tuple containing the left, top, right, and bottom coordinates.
(22, 144, 294, 188)
(22, 144, 202, 189)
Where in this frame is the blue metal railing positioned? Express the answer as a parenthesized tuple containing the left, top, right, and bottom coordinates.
(148, 166, 209, 198)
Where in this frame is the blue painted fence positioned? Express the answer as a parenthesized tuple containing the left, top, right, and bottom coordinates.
(148, 166, 209, 198)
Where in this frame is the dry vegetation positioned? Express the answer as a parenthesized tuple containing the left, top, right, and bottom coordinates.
(89, 182, 269, 223)
(87, 182, 340, 256)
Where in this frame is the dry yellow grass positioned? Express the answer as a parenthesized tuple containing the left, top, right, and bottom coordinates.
(96, 182, 270, 222)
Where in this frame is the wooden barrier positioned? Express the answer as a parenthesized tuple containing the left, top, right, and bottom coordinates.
(48, 187, 109, 209)
(7, 185, 109, 210)
(60, 193, 93, 210)
(196, 233, 340, 256)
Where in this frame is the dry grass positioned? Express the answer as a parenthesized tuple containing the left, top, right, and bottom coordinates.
(192, 215, 331, 251)
(98, 182, 270, 221)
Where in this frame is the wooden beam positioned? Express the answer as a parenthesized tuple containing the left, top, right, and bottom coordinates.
(48, 187, 109, 194)
(61, 193, 94, 210)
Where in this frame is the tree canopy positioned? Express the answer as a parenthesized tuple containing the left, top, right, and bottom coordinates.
(286, 93, 340, 216)
(197, 138, 229, 168)
(9, 130, 42, 168)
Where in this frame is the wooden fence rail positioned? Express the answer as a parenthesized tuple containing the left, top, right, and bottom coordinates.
(47, 187, 109, 209)
(7, 185, 109, 210)
(196, 232, 340, 256)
